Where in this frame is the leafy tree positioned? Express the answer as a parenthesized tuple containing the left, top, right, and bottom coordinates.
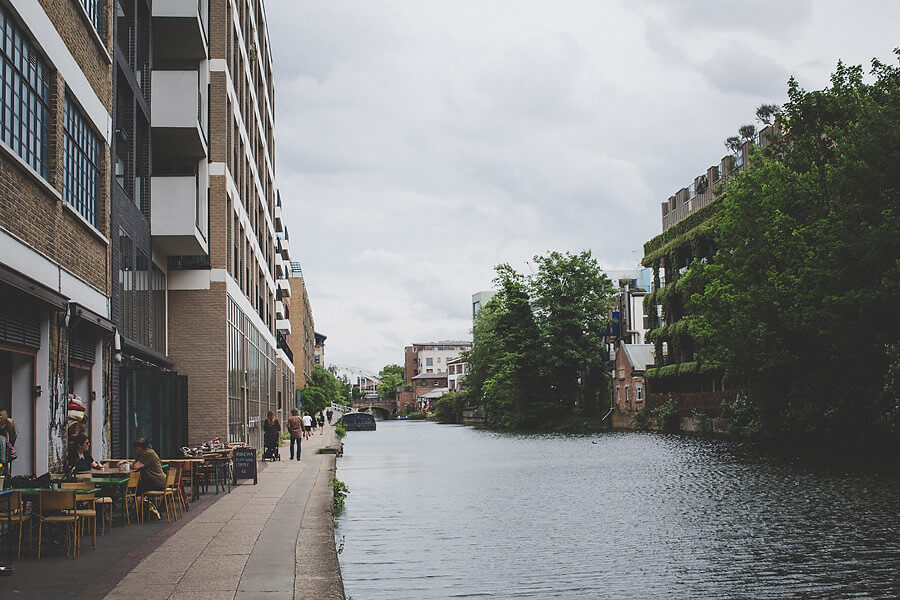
(687, 51, 900, 441)
(529, 250, 616, 417)
(302, 365, 347, 413)
(377, 364, 405, 400)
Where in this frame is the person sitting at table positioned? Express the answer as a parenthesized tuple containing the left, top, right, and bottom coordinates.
(119, 437, 166, 519)
(68, 433, 102, 473)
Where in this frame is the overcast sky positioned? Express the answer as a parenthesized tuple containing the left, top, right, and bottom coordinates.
(266, 0, 899, 374)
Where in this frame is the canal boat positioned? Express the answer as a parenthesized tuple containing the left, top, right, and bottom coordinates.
(340, 411, 377, 431)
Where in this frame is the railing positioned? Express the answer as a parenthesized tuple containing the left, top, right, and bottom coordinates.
(81, 0, 103, 35)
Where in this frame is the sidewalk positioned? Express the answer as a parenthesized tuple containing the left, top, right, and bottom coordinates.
(102, 426, 345, 600)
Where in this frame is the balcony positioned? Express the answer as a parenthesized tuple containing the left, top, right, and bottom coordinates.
(151, 176, 209, 256)
(275, 254, 285, 278)
(152, 0, 208, 64)
(275, 300, 285, 319)
(276, 318, 292, 335)
(274, 202, 284, 233)
(277, 279, 291, 298)
(152, 70, 208, 167)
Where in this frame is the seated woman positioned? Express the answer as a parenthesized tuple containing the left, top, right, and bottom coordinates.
(68, 433, 102, 473)
(119, 437, 166, 518)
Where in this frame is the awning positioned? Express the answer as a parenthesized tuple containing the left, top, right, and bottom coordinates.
(70, 302, 115, 333)
(0, 262, 68, 310)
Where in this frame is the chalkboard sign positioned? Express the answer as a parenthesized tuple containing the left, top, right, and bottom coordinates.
(232, 447, 257, 485)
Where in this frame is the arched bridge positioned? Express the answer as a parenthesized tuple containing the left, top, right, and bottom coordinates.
(352, 399, 399, 420)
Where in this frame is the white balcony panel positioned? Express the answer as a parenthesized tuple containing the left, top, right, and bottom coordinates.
(274, 204, 283, 232)
(152, 70, 208, 162)
(275, 300, 285, 319)
(153, 0, 208, 62)
(277, 279, 291, 297)
(151, 176, 209, 256)
(281, 243, 290, 261)
(276, 319, 292, 335)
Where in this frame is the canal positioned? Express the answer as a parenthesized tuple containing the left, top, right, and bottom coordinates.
(335, 421, 899, 599)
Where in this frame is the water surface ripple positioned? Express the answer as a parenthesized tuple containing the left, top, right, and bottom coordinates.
(336, 421, 899, 599)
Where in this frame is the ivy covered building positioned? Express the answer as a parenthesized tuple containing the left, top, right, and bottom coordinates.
(640, 124, 778, 423)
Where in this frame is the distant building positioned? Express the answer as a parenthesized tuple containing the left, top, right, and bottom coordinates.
(404, 341, 472, 383)
(447, 356, 469, 392)
(604, 269, 653, 346)
(314, 332, 327, 366)
(288, 259, 315, 391)
(612, 344, 654, 424)
(410, 373, 449, 411)
(472, 291, 496, 321)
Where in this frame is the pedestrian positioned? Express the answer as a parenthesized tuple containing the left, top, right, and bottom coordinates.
(262, 410, 281, 460)
(326, 409, 333, 424)
(317, 411, 325, 435)
(287, 408, 303, 460)
(302, 412, 313, 439)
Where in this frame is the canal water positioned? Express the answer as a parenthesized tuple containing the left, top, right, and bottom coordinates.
(335, 421, 899, 599)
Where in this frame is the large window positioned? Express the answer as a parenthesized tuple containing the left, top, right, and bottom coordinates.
(0, 5, 51, 178)
(64, 96, 101, 226)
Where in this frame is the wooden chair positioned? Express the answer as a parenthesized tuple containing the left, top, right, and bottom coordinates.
(171, 464, 187, 517)
(94, 495, 114, 534)
(144, 468, 178, 523)
(37, 490, 78, 559)
(0, 490, 32, 559)
(124, 471, 142, 525)
(60, 483, 98, 551)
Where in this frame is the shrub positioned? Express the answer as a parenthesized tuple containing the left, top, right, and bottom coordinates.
(691, 408, 713, 434)
(406, 412, 426, 420)
(332, 477, 349, 517)
(653, 398, 680, 432)
(433, 392, 465, 424)
(721, 391, 761, 437)
(334, 422, 347, 439)
(632, 408, 651, 430)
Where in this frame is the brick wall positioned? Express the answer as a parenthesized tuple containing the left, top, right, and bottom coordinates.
(38, 0, 114, 112)
(167, 282, 228, 446)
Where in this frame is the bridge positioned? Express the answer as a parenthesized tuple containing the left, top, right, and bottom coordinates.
(352, 398, 399, 420)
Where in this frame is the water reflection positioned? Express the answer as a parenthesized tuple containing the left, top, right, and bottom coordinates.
(336, 422, 900, 599)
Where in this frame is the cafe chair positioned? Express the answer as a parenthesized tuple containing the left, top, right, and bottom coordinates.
(0, 490, 32, 559)
(37, 490, 78, 559)
(59, 483, 98, 551)
(124, 471, 142, 525)
(144, 467, 178, 523)
(95, 495, 113, 534)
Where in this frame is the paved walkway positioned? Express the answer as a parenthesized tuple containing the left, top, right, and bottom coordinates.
(102, 428, 344, 600)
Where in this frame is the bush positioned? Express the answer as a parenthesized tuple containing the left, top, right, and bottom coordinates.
(433, 392, 465, 424)
(406, 412, 426, 420)
(331, 477, 349, 517)
(691, 408, 713, 434)
(334, 422, 347, 439)
(721, 391, 761, 437)
(653, 398, 680, 433)
(632, 408, 651, 430)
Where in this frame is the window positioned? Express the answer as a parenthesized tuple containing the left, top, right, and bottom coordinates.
(64, 97, 101, 226)
(425, 357, 433, 366)
(437, 357, 441, 363)
(636, 385, 643, 401)
(0, 6, 51, 179)
(81, 0, 104, 35)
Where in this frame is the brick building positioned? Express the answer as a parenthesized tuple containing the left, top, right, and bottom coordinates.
(287, 258, 315, 394)
(163, 0, 292, 450)
(0, 0, 115, 473)
(403, 340, 471, 383)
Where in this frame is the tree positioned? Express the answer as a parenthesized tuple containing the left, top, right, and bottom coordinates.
(302, 365, 346, 413)
(377, 364, 405, 400)
(687, 51, 900, 441)
(529, 250, 616, 417)
(433, 392, 465, 424)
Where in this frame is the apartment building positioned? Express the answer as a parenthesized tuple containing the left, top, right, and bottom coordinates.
(287, 258, 315, 392)
(403, 341, 471, 383)
(0, 0, 115, 473)
(163, 0, 291, 451)
(641, 124, 777, 416)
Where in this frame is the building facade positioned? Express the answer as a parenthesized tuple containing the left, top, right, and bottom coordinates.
(163, 0, 290, 451)
(446, 356, 468, 392)
(0, 0, 115, 473)
(403, 340, 471, 382)
(287, 258, 314, 392)
(642, 125, 777, 418)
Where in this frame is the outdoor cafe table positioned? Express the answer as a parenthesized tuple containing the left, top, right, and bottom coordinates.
(201, 452, 233, 495)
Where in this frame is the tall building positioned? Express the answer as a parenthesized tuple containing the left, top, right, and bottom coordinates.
(164, 0, 291, 451)
(471, 290, 496, 321)
(287, 259, 315, 392)
(641, 124, 777, 414)
(0, 0, 115, 473)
